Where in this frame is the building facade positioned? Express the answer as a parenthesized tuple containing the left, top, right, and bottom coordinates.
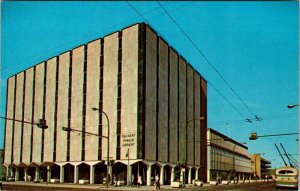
(207, 128, 252, 183)
(0, 149, 5, 180)
(4, 23, 207, 185)
(250, 154, 271, 179)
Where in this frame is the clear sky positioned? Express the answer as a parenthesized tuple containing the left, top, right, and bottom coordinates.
(1, 1, 298, 168)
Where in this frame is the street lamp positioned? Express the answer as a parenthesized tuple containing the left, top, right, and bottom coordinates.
(232, 142, 247, 171)
(62, 108, 110, 188)
(225, 140, 246, 183)
(287, 104, 299, 109)
(183, 117, 205, 187)
(91, 107, 110, 188)
(249, 132, 298, 140)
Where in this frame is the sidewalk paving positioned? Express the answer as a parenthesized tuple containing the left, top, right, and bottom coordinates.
(3, 180, 272, 190)
(2, 181, 196, 190)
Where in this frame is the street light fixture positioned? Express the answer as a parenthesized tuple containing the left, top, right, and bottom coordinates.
(249, 132, 298, 140)
(91, 107, 110, 188)
(287, 104, 299, 109)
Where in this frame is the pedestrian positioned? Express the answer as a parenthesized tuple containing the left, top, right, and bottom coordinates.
(217, 174, 221, 185)
(107, 174, 111, 185)
(138, 175, 142, 188)
(113, 175, 117, 186)
(155, 175, 160, 190)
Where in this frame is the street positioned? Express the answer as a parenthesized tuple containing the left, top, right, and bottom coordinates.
(1, 182, 298, 191)
(190, 182, 298, 191)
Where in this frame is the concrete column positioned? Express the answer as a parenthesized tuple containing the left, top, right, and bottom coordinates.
(127, 164, 132, 185)
(171, 167, 175, 183)
(74, 165, 78, 184)
(35, 167, 39, 181)
(160, 166, 164, 185)
(180, 169, 183, 182)
(90, 165, 94, 184)
(24, 168, 28, 181)
(15, 167, 19, 181)
(195, 168, 199, 180)
(60, 166, 64, 183)
(10, 167, 14, 178)
(108, 165, 113, 185)
(146, 165, 151, 186)
(207, 169, 211, 182)
(47, 166, 51, 183)
(188, 168, 192, 184)
(6, 166, 10, 177)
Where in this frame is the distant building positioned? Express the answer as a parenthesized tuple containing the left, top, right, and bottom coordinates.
(207, 128, 252, 183)
(3, 23, 207, 185)
(250, 154, 271, 179)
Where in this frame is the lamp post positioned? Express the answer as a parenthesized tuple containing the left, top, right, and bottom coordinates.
(91, 107, 110, 188)
(232, 142, 247, 171)
(183, 117, 205, 187)
(62, 108, 110, 188)
(224, 140, 246, 183)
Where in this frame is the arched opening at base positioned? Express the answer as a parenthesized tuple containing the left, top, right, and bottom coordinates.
(28, 167, 36, 181)
(191, 167, 196, 182)
(39, 166, 48, 182)
(163, 165, 172, 185)
(174, 166, 181, 182)
(63, 164, 74, 183)
(18, 167, 25, 181)
(94, 162, 106, 184)
(151, 163, 161, 185)
(78, 163, 90, 181)
(113, 162, 127, 183)
(131, 161, 147, 185)
(184, 168, 189, 184)
(51, 164, 60, 180)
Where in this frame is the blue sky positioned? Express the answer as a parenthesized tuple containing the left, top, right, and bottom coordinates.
(1, 2, 298, 168)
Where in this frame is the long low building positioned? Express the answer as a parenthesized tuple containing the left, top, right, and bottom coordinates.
(3, 23, 208, 185)
(207, 128, 252, 183)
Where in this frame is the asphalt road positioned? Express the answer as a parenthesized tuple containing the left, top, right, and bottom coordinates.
(191, 182, 298, 191)
(1, 182, 298, 191)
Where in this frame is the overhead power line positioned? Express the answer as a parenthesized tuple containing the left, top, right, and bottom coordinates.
(207, 81, 245, 117)
(209, 113, 298, 126)
(126, 1, 246, 117)
(156, 1, 256, 117)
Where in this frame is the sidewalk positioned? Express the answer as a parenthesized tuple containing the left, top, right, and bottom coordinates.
(2, 181, 196, 190)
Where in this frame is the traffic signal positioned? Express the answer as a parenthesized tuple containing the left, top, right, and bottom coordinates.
(37, 119, 48, 129)
(249, 132, 258, 140)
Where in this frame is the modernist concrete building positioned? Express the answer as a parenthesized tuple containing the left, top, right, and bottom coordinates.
(207, 128, 252, 183)
(0, 149, 5, 180)
(250, 154, 271, 179)
(3, 23, 207, 185)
